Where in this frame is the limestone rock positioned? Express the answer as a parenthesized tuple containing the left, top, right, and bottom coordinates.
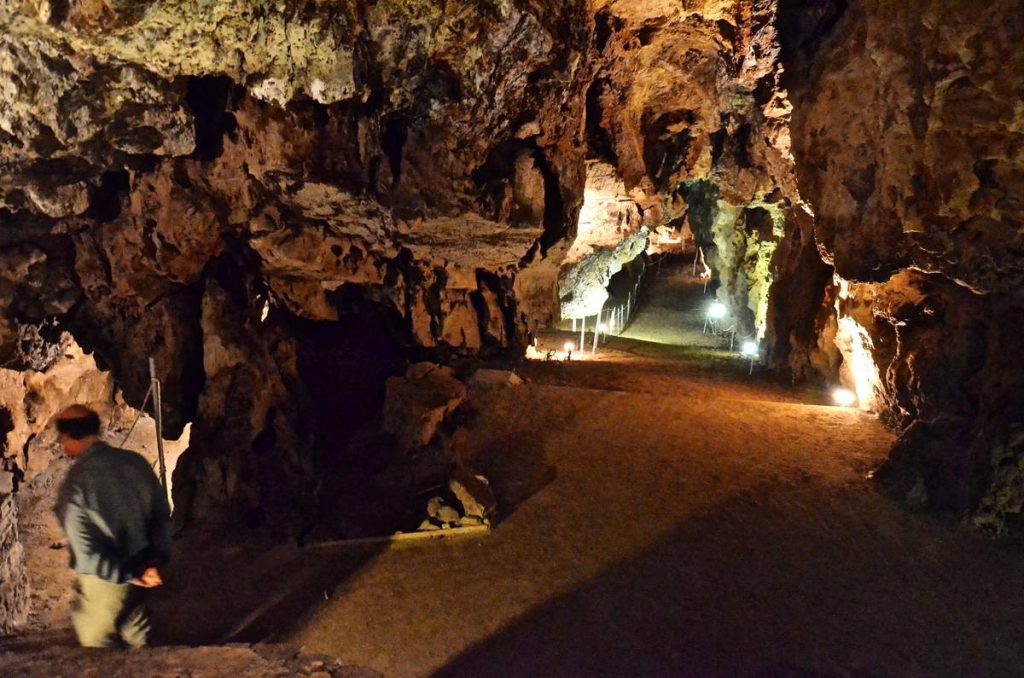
(449, 466, 497, 521)
(781, 0, 1024, 522)
(0, 494, 29, 633)
(559, 162, 652, 319)
(468, 369, 524, 389)
(426, 496, 460, 526)
(380, 363, 467, 453)
(0, 0, 1020, 534)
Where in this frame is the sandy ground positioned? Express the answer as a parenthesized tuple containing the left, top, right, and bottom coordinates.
(6, 264, 1024, 677)
(279, 268, 1024, 677)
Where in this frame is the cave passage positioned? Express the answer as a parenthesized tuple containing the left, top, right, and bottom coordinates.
(2, 0, 1023, 674)
(616, 254, 733, 353)
(544, 249, 758, 383)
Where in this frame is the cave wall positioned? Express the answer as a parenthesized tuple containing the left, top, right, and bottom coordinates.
(558, 161, 650, 319)
(0, 493, 28, 632)
(2, 0, 1020, 532)
(781, 0, 1024, 527)
(0, 0, 596, 529)
(0, 0, 814, 529)
(565, 0, 808, 345)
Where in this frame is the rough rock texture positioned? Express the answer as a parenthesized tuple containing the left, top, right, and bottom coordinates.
(578, 0, 806, 346)
(559, 161, 650, 318)
(0, 493, 28, 632)
(380, 362, 467, 454)
(0, 0, 812, 531)
(780, 0, 1024, 526)
(0, 641, 378, 678)
(0, 331, 113, 489)
(0, 0, 593, 528)
(1, 0, 1021, 532)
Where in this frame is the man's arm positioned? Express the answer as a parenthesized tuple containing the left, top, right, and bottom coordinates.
(61, 493, 130, 584)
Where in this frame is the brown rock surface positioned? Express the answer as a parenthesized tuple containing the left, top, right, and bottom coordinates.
(0, 0, 1020, 530)
(781, 0, 1024, 524)
(0, 494, 28, 633)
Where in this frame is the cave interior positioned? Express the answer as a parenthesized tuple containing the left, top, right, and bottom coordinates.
(1, 0, 1023, 674)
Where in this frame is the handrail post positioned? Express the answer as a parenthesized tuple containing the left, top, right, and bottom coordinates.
(148, 357, 169, 504)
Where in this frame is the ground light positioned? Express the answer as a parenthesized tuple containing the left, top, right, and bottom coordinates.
(741, 340, 758, 374)
(703, 301, 727, 334)
(564, 341, 575, 361)
(832, 388, 857, 407)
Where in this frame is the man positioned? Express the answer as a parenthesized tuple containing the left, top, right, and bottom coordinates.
(53, 405, 171, 648)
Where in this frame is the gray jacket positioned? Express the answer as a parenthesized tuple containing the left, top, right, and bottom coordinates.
(54, 442, 171, 584)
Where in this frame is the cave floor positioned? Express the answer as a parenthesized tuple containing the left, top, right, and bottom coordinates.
(279, 271, 1024, 676)
(7, 269, 1024, 677)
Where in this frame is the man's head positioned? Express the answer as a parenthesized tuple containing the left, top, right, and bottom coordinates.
(55, 405, 101, 458)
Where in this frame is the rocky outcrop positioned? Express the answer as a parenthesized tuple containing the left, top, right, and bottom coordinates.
(558, 161, 650, 319)
(581, 1, 807, 349)
(380, 363, 467, 454)
(0, 331, 113, 489)
(781, 0, 1024, 526)
(0, 0, 594, 527)
(0, 641, 378, 678)
(1, 0, 1020, 534)
(0, 493, 28, 633)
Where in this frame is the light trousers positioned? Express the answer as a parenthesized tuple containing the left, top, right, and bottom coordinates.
(72, 574, 149, 648)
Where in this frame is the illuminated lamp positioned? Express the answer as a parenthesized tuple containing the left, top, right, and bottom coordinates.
(832, 388, 857, 407)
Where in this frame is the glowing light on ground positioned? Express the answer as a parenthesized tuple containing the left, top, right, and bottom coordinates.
(832, 388, 857, 407)
(708, 302, 727, 319)
(836, 316, 881, 411)
(741, 340, 758, 357)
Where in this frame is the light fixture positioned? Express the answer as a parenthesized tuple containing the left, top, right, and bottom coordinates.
(832, 388, 857, 407)
(741, 341, 758, 357)
(564, 341, 575, 352)
(708, 302, 727, 319)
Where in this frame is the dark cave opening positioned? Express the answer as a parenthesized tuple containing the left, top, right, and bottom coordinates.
(380, 114, 409, 187)
(185, 75, 239, 162)
(85, 169, 130, 223)
(584, 78, 619, 166)
(0, 405, 13, 458)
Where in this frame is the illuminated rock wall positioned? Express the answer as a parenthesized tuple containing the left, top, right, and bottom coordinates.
(781, 0, 1024, 526)
(0, 0, 594, 529)
(1, 0, 1020, 531)
(558, 162, 650, 319)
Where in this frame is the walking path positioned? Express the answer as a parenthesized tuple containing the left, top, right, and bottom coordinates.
(281, 267, 1024, 677)
(5, 263, 1024, 677)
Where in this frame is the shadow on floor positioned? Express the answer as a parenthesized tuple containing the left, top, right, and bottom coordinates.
(150, 529, 389, 645)
(435, 483, 1024, 678)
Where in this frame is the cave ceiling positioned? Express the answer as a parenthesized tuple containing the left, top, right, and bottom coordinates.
(1, 0, 1022, 531)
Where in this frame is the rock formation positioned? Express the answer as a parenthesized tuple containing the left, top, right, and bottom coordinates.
(0, 493, 28, 632)
(779, 0, 1024, 527)
(0, 0, 1020, 532)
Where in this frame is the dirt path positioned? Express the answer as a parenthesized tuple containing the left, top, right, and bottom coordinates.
(8, 266, 1024, 677)
(280, 270, 1024, 677)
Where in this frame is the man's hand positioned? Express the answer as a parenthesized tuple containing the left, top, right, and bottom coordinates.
(135, 566, 163, 588)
